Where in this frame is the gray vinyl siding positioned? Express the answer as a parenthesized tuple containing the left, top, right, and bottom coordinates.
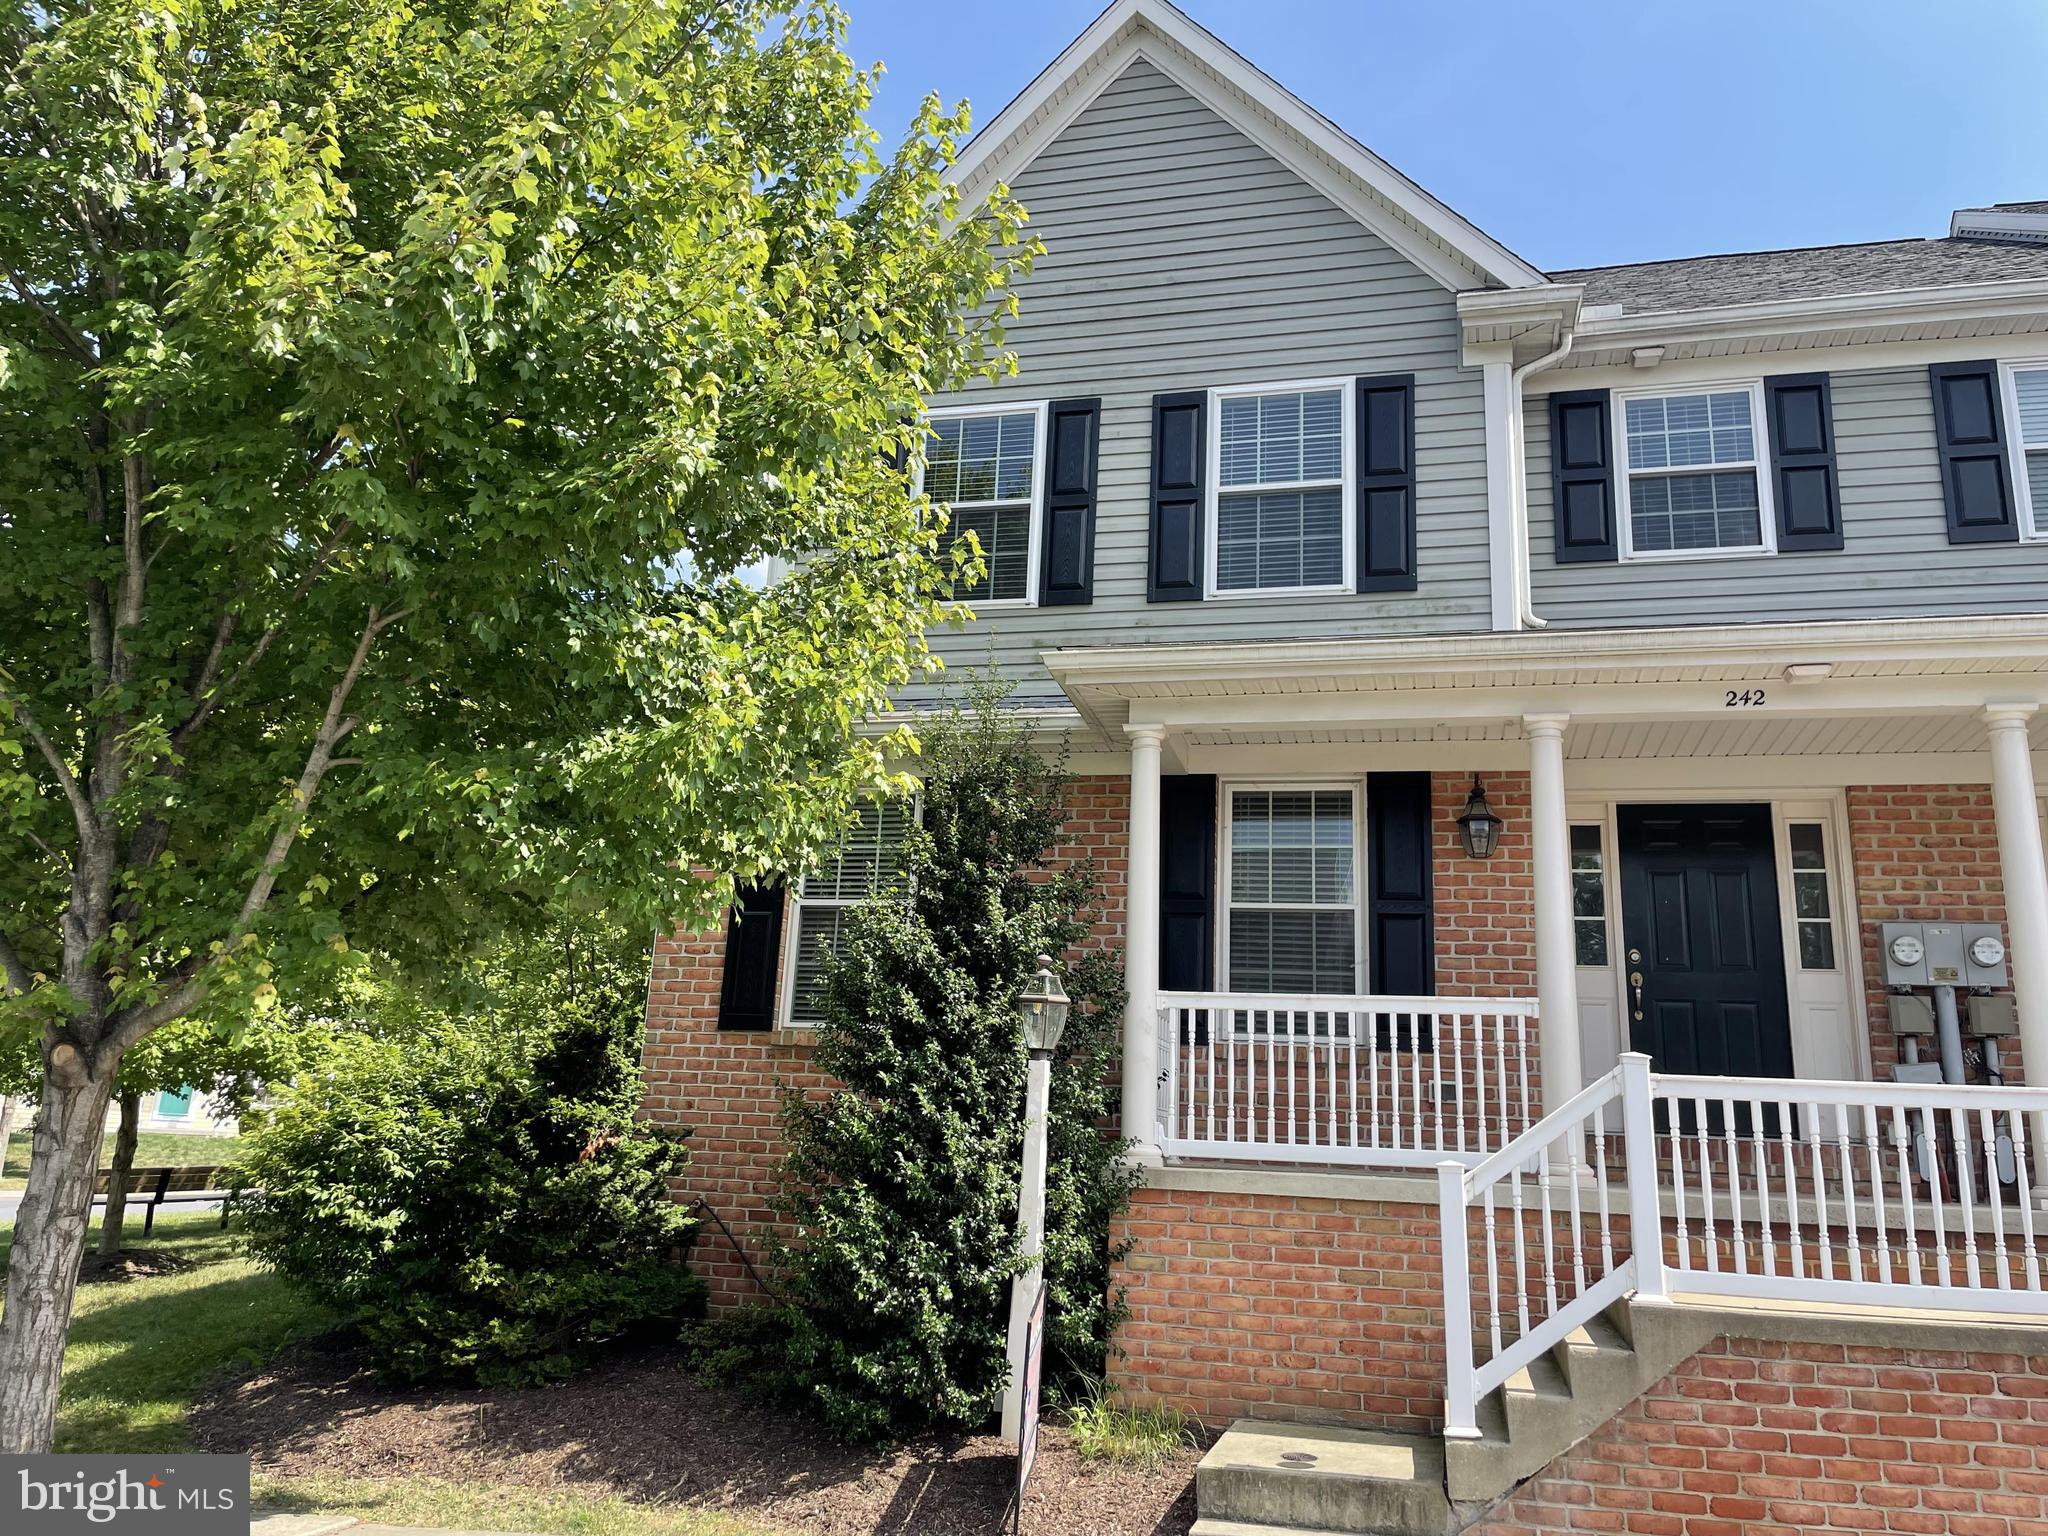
(1526, 366, 2048, 626)
(917, 59, 1490, 701)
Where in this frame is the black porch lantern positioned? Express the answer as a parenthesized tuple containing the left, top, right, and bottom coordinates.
(1456, 777, 1503, 860)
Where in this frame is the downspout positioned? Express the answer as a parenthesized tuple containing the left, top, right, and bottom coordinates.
(1508, 323, 1577, 629)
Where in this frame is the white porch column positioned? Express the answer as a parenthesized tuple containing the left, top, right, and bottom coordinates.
(1122, 724, 1165, 1165)
(1525, 713, 1584, 1112)
(1986, 707, 2048, 1155)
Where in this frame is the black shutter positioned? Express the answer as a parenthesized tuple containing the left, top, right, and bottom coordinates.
(1549, 389, 1618, 563)
(1039, 397, 1101, 606)
(1366, 773, 1435, 997)
(1148, 390, 1206, 602)
(1765, 374, 1844, 551)
(1929, 361, 2020, 544)
(1355, 374, 1417, 592)
(717, 880, 786, 1031)
(1159, 775, 1217, 991)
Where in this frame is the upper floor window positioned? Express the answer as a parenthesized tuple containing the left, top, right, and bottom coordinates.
(1618, 384, 1774, 559)
(783, 797, 916, 1026)
(1210, 380, 1353, 596)
(2004, 363, 2048, 538)
(925, 404, 1045, 605)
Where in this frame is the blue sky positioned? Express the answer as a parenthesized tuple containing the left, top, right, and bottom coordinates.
(843, 0, 2048, 272)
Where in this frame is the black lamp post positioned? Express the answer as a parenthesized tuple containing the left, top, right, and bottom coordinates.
(1457, 777, 1503, 859)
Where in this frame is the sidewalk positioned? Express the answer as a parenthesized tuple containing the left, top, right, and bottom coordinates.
(252, 1516, 546, 1536)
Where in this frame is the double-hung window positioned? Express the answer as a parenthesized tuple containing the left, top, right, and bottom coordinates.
(925, 403, 1046, 605)
(2003, 362, 2048, 538)
(782, 798, 916, 1026)
(1223, 786, 1360, 996)
(1210, 380, 1353, 595)
(1618, 383, 1773, 558)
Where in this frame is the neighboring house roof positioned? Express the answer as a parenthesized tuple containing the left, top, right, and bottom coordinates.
(952, 0, 1549, 294)
(1555, 235, 2048, 316)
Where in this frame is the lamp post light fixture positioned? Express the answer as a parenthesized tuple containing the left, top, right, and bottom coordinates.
(1457, 776, 1504, 860)
(1017, 953, 1071, 1058)
(1002, 955, 1067, 1446)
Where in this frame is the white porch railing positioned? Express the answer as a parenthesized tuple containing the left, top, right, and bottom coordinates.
(1439, 1062, 1637, 1439)
(1156, 991, 1540, 1167)
(1440, 1054, 2048, 1437)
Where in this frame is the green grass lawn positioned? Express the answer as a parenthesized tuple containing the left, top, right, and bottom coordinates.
(0, 1210, 325, 1453)
(1, 1129, 243, 1192)
(0, 1209, 788, 1535)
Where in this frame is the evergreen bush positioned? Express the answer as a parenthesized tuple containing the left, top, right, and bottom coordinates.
(237, 925, 702, 1386)
(772, 682, 1138, 1440)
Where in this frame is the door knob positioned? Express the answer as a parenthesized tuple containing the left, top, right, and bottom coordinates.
(1630, 971, 1644, 1019)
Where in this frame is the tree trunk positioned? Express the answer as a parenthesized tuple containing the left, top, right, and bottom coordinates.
(0, 1067, 116, 1452)
(97, 1091, 140, 1260)
(0, 1095, 17, 1170)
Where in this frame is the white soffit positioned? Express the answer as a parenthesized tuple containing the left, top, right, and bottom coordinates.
(951, 0, 1546, 296)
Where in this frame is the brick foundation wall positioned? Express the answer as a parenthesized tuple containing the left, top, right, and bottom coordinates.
(640, 774, 1130, 1313)
(1846, 785, 2014, 1081)
(1468, 1335, 2048, 1536)
(1109, 1184, 1447, 1433)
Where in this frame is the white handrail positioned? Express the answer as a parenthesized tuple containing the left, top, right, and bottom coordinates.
(1440, 1061, 1633, 1439)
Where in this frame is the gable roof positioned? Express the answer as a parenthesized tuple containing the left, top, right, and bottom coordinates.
(951, 0, 1548, 295)
(1556, 235, 2048, 317)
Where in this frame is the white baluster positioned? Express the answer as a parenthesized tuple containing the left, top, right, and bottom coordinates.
(1953, 1105, 1982, 1290)
(1696, 1098, 1719, 1274)
(1347, 1014, 1360, 1149)
(1722, 1096, 1747, 1277)
(1538, 1140, 1560, 1318)
(1863, 1103, 1891, 1286)
(2015, 1109, 2042, 1292)
(1510, 1160, 1532, 1340)
(1408, 1013, 1424, 1157)
(1891, 1104, 1920, 1287)
(1806, 1109, 1833, 1283)
(1982, 1106, 2011, 1291)
(1752, 1099, 1777, 1278)
(1482, 1185, 1503, 1358)
(1836, 1105, 1864, 1284)
(1567, 1116, 1590, 1296)
(1782, 1107, 1806, 1281)
(1594, 1097, 1617, 1276)
(1452, 1012, 1469, 1156)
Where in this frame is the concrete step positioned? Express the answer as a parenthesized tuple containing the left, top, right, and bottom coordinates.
(1552, 1314, 1637, 1404)
(1195, 1419, 1454, 1536)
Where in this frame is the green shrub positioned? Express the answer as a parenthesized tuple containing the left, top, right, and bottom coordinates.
(770, 680, 1139, 1440)
(237, 937, 702, 1386)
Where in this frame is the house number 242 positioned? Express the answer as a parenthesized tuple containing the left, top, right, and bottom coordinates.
(1724, 688, 1767, 708)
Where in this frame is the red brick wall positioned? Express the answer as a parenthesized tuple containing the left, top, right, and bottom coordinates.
(641, 774, 1130, 1313)
(1846, 785, 2011, 1080)
(1433, 770, 1536, 999)
(1109, 1184, 1446, 1433)
(1468, 1335, 2048, 1536)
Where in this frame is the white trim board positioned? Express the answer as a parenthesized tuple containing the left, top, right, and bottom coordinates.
(950, 0, 1545, 295)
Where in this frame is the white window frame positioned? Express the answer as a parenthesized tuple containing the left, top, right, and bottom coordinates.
(1997, 358, 2048, 540)
(1569, 820, 1611, 970)
(1215, 779, 1367, 998)
(920, 400, 1049, 609)
(1613, 378, 1778, 563)
(776, 793, 921, 1029)
(1204, 377, 1357, 599)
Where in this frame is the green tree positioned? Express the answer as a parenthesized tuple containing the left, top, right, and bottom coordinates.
(773, 685, 1137, 1441)
(0, 0, 1031, 1450)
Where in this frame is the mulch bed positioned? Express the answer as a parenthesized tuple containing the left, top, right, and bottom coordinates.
(192, 1338, 1202, 1536)
(80, 1248, 199, 1283)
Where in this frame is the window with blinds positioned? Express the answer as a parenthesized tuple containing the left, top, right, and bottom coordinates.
(785, 798, 916, 1025)
(1620, 386, 1770, 556)
(2009, 364, 2048, 537)
(927, 408, 1041, 603)
(1213, 384, 1349, 593)
(1224, 786, 1359, 995)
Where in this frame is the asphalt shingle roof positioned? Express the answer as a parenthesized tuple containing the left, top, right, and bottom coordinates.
(1551, 236, 2048, 315)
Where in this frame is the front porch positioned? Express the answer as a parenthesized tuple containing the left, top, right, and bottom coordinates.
(1046, 616, 2048, 1437)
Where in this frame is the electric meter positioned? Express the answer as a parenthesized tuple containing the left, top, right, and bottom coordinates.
(1890, 933, 1925, 966)
(1971, 934, 2006, 969)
